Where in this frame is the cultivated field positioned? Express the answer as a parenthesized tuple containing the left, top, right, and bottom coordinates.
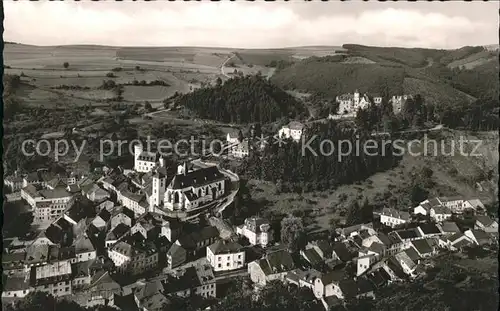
(5, 44, 344, 111)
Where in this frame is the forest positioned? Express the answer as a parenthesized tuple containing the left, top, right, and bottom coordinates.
(175, 75, 307, 124)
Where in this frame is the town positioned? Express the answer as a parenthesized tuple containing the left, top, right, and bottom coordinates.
(3, 133, 498, 310)
(3, 2, 499, 311)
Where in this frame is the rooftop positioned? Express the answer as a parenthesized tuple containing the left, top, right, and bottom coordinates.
(208, 240, 243, 255)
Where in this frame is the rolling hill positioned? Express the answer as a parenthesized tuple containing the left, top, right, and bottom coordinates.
(175, 75, 307, 124)
(271, 44, 499, 106)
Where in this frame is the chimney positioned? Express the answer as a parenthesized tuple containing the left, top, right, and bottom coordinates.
(159, 157, 165, 168)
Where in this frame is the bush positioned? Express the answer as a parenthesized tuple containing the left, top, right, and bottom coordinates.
(106, 72, 116, 78)
(111, 67, 122, 72)
(63, 62, 69, 69)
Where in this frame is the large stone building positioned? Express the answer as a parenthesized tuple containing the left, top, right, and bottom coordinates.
(335, 90, 378, 118)
(163, 163, 226, 211)
(21, 184, 75, 225)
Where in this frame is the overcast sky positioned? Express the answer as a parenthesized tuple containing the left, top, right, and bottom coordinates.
(4, 1, 498, 49)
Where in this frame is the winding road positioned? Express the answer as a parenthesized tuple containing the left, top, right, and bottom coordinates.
(220, 53, 235, 78)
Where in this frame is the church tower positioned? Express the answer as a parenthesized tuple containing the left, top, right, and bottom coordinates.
(150, 169, 166, 211)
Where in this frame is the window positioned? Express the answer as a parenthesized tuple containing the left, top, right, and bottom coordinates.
(218, 264, 221, 268)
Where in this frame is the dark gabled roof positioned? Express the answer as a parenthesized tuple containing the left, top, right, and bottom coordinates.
(476, 215, 496, 227)
(396, 228, 421, 240)
(428, 197, 442, 207)
(314, 240, 333, 256)
(469, 230, 491, 243)
(332, 242, 354, 262)
(169, 166, 224, 190)
(440, 222, 461, 233)
(302, 248, 323, 266)
(258, 249, 295, 276)
(411, 239, 434, 255)
(320, 270, 345, 285)
(418, 224, 442, 235)
(208, 240, 243, 255)
(167, 243, 186, 257)
(178, 226, 219, 250)
(112, 294, 139, 311)
(405, 247, 421, 262)
(106, 223, 130, 241)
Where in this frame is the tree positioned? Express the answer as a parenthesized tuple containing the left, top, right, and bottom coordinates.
(63, 62, 69, 69)
(280, 215, 306, 252)
(144, 101, 153, 112)
(216, 77, 223, 87)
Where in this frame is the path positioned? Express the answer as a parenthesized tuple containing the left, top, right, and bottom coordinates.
(220, 53, 235, 78)
(370, 124, 445, 137)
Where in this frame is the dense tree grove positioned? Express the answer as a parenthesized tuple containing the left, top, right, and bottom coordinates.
(239, 121, 401, 192)
(175, 75, 307, 124)
(212, 280, 323, 311)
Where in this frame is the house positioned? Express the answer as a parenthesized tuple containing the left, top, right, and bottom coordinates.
(30, 260, 73, 297)
(439, 197, 483, 214)
(87, 271, 122, 300)
(313, 270, 346, 299)
(174, 226, 220, 259)
(278, 121, 305, 142)
(108, 241, 158, 275)
(161, 264, 217, 299)
(305, 240, 333, 260)
(300, 248, 323, 267)
(71, 259, 95, 289)
(475, 215, 498, 233)
(73, 235, 97, 263)
(164, 164, 226, 211)
(335, 90, 372, 117)
(438, 221, 461, 236)
(417, 224, 443, 238)
(429, 205, 452, 222)
(156, 217, 182, 243)
(134, 144, 161, 173)
(236, 216, 273, 247)
(331, 241, 355, 263)
(336, 278, 375, 300)
(226, 131, 250, 158)
(376, 207, 410, 228)
(389, 252, 417, 278)
(166, 244, 187, 269)
(413, 197, 443, 216)
(464, 229, 492, 246)
(248, 247, 295, 286)
(105, 223, 131, 248)
(82, 183, 110, 202)
(410, 239, 437, 258)
(286, 268, 322, 290)
(446, 233, 474, 251)
(2, 252, 27, 274)
(4, 174, 24, 191)
(2, 275, 31, 299)
(118, 191, 149, 217)
(21, 184, 75, 225)
(207, 240, 245, 272)
(337, 223, 375, 239)
(110, 210, 133, 231)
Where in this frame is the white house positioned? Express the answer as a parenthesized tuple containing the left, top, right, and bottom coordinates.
(313, 270, 345, 299)
(1, 276, 31, 299)
(207, 240, 245, 272)
(236, 216, 273, 247)
(439, 197, 483, 214)
(464, 229, 492, 246)
(248, 248, 295, 286)
(474, 215, 498, 233)
(389, 95, 412, 115)
(429, 205, 452, 222)
(278, 121, 305, 142)
(134, 144, 161, 173)
(376, 207, 410, 228)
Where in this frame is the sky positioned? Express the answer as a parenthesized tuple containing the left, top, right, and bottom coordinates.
(3, 1, 498, 49)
